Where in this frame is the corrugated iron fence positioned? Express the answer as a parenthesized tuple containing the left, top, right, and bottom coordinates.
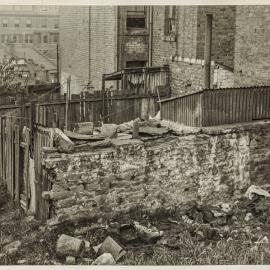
(161, 86, 270, 127)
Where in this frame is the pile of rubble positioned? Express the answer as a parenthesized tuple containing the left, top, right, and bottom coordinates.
(54, 220, 163, 265)
(45, 112, 171, 154)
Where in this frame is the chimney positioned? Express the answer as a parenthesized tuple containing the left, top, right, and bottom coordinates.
(204, 14, 213, 89)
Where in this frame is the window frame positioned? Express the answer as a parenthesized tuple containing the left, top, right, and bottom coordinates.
(126, 9, 147, 30)
(164, 6, 176, 36)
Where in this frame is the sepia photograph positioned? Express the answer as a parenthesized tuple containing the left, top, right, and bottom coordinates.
(0, 1, 270, 267)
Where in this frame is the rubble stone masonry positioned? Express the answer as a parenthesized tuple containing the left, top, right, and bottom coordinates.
(43, 121, 270, 223)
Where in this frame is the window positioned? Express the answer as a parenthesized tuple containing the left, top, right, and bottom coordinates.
(43, 35, 48, 43)
(54, 19, 59, 29)
(41, 18, 47, 28)
(25, 34, 32, 43)
(14, 19, 20, 28)
(53, 35, 58, 43)
(126, 8, 146, 29)
(26, 19, 32, 28)
(2, 19, 8, 27)
(165, 6, 176, 35)
(126, 60, 146, 68)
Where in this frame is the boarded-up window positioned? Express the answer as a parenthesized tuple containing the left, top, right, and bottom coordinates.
(164, 6, 176, 35)
(126, 7, 146, 29)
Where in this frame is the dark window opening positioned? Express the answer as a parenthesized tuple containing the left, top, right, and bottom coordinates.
(126, 60, 147, 68)
(3, 23, 7, 27)
(126, 8, 146, 29)
(126, 17, 145, 29)
(165, 6, 176, 35)
(14, 23, 19, 28)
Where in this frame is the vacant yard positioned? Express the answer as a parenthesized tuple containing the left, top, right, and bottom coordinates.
(1, 183, 270, 265)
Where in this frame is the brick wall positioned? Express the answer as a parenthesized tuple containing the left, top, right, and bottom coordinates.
(43, 121, 270, 223)
(89, 6, 117, 89)
(59, 6, 90, 94)
(152, 6, 197, 66)
(170, 59, 234, 96)
(152, 6, 236, 69)
(234, 6, 270, 86)
(196, 6, 236, 69)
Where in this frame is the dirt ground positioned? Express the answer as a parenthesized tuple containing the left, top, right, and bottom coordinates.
(1, 184, 270, 265)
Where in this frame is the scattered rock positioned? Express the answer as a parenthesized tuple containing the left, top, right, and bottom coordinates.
(133, 221, 163, 244)
(92, 253, 116, 265)
(56, 234, 85, 257)
(93, 244, 102, 254)
(245, 213, 253, 222)
(3, 240, 21, 254)
(245, 185, 270, 200)
(66, 256, 76, 265)
(80, 258, 93, 265)
(84, 241, 91, 252)
(0, 253, 5, 259)
(182, 215, 193, 224)
(100, 124, 118, 138)
(98, 236, 126, 261)
(17, 259, 27, 265)
(73, 122, 94, 135)
(255, 236, 269, 244)
(7, 248, 18, 255)
(74, 226, 90, 236)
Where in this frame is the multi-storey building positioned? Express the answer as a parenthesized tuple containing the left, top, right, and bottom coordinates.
(59, 6, 236, 94)
(0, 5, 59, 53)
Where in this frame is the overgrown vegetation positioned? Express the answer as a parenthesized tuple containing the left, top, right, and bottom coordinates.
(1, 186, 270, 265)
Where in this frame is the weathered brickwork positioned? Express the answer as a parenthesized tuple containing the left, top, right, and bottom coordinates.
(152, 6, 236, 69)
(43, 121, 270, 223)
(151, 6, 197, 66)
(234, 6, 270, 86)
(89, 6, 117, 90)
(59, 6, 90, 94)
(196, 6, 236, 68)
(170, 60, 234, 96)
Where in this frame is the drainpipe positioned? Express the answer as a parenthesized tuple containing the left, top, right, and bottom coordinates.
(204, 14, 212, 89)
(88, 6, 91, 87)
(148, 6, 153, 67)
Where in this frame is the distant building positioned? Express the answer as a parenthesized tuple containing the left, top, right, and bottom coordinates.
(59, 6, 236, 94)
(0, 5, 59, 57)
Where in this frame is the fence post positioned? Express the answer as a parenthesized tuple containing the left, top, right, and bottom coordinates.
(30, 100, 37, 159)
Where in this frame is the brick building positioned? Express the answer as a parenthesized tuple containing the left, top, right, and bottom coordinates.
(234, 6, 270, 86)
(59, 5, 236, 94)
(0, 5, 59, 50)
(59, 6, 151, 93)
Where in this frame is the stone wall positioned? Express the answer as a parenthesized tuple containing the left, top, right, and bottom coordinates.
(234, 6, 270, 86)
(43, 121, 270, 223)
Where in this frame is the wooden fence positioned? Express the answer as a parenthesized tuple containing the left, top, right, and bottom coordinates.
(0, 88, 168, 220)
(160, 86, 270, 127)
